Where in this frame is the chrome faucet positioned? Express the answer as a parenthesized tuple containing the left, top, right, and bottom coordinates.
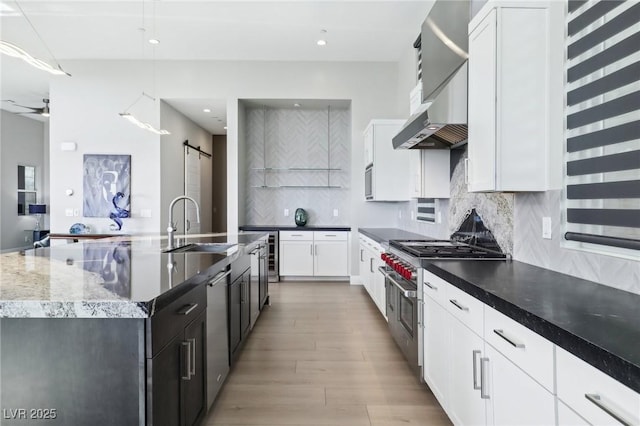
(167, 195, 200, 250)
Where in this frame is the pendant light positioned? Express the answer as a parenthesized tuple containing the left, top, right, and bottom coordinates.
(119, 0, 170, 135)
(0, 2, 70, 76)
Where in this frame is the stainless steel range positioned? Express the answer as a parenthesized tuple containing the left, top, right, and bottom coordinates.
(378, 209, 508, 378)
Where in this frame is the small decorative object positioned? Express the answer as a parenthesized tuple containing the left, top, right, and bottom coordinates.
(69, 223, 90, 234)
(294, 208, 308, 226)
(109, 192, 130, 231)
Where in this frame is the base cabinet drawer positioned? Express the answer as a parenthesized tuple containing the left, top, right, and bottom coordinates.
(557, 347, 640, 426)
(484, 306, 554, 392)
(558, 400, 590, 426)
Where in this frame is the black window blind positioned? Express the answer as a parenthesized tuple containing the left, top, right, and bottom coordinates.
(565, 0, 640, 251)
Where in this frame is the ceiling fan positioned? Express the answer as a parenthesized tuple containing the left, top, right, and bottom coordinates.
(3, 98, 50, 117)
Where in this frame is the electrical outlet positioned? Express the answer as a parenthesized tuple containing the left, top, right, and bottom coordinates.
(140, 209, 152, 218)
(65, 208, 74, 217)
(284, 209, 289, 217)
(436, 212, 442, 224)
(542, 217, 552, 239)
(333, 209, 339, 217)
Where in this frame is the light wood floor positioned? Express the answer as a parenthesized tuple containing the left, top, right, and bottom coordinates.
(205, 281, 451, 426)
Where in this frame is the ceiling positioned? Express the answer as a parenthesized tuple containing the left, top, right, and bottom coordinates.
(0, 0, 433, 133)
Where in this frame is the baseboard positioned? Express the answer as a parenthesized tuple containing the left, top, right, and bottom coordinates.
(350, 275, 363, 285)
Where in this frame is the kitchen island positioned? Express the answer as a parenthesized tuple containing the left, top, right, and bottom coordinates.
(0, 232, 267, 426)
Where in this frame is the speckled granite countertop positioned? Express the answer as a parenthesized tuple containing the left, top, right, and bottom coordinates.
(424, 260, 640, 393)
(0, 232, 268, 319)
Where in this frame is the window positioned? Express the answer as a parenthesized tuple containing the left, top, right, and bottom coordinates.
(17, 165, 36, 215)
(564, 0, 640, 255)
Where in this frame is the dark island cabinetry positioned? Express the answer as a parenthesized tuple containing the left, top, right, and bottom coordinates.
(228, 254, 251, 365)
(146, 284, 207, 426)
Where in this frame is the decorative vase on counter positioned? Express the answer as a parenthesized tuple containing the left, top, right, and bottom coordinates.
(294, 208, 308, 226)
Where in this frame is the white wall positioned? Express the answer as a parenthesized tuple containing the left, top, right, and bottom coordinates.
(0, 111, 46, 250)
(159, 100, 213, 234)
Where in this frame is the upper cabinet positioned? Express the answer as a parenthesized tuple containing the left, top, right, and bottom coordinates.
(467, 2, 552, 192)
(364, 120, 413, 201)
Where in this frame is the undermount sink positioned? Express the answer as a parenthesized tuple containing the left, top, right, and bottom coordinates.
(164, 243, 236, 254)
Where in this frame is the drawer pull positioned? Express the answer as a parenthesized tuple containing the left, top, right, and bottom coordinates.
(472, 350, 481, 390)
(480, 357, 490, 399)
(424, 281, 438, 291)
(189, 338, 196, 376)
(585, 394, 637, 426)
(208, 270, 231, 287)
(177, 303, 199, 315)
(291, 234, 303, 237)
(493, 329, 525, 349)
(182, 341, 191, 380)
(449, 299, 469, 312)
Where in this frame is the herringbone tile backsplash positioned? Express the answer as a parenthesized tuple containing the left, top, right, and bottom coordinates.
(244, 107, 350, 226)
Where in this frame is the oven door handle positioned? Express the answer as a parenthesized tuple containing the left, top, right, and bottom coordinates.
(378, 266, 417, 298)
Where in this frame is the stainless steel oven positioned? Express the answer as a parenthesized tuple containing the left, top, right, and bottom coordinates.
(379, 263, 419, 376)
(365, 165, 373, 200)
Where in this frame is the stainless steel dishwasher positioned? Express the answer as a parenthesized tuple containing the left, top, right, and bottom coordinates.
(206, 266, 231, 409)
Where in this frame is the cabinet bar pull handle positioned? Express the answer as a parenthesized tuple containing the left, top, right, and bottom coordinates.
(325, 234, 337, 237)
(370, 258, 373, 273)
(209, 270, 231, 287)
(182, 341, 191, 380)
(310, 244, 313, 256)
(585, 394, 637, 426)
(449, 299, 469, 312)
(189, 338, 196, 376)
(360, 249, 364, 262)
(472, 350, 481, 390)
(424, 281, 438, 291)
(177, 303, 198, 315)
(493, 329, 525, 348)
(315, 244, 318, 256)
(292, 234, 303, 237)
(480, 357, 489, 399)
(464, 158, 469, 185)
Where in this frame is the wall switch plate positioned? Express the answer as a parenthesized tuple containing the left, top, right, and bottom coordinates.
(284, 209, 289, 217)
(333, 209, 339, 217)
(436, 212, 442, 223)
(140, 209, 152, 218)
(65, 208, 74, 217)
(542, 217, 552, 239)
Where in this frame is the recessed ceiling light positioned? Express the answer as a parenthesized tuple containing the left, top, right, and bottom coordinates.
(427, 126, 439, 130)
(148, 39, 160, 45)
(317, 39, 327, 46)
(203, 108, 211, 113)
(294, 103, 301, 107)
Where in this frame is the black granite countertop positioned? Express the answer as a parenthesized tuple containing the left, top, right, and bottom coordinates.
(240, 225, 351, 232)
(423, 260, 640, 393)
(358, 228, 435, 245)
(0, 232, 268, 318)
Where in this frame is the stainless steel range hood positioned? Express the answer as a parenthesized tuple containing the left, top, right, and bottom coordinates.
(393, 0, 471, 150)
(393, 62, 468, 149)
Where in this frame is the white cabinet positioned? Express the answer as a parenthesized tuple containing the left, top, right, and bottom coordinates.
(364, 120, 413, 201)
(280, 232, 314, 276)
(409, 150, 451, 199)
(421, 269, 556, 426)
(449, 315, 487, 426)
(467, 3, 551, 192)
(280, 231, 349, 277)
(484, 344, 556, 426)
(358, 233, 386, 318)
(556, 346, 640, 426)
(423, 291, 450, 410)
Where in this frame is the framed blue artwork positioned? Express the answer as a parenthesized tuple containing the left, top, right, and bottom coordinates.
(83, 154, 131, 229)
